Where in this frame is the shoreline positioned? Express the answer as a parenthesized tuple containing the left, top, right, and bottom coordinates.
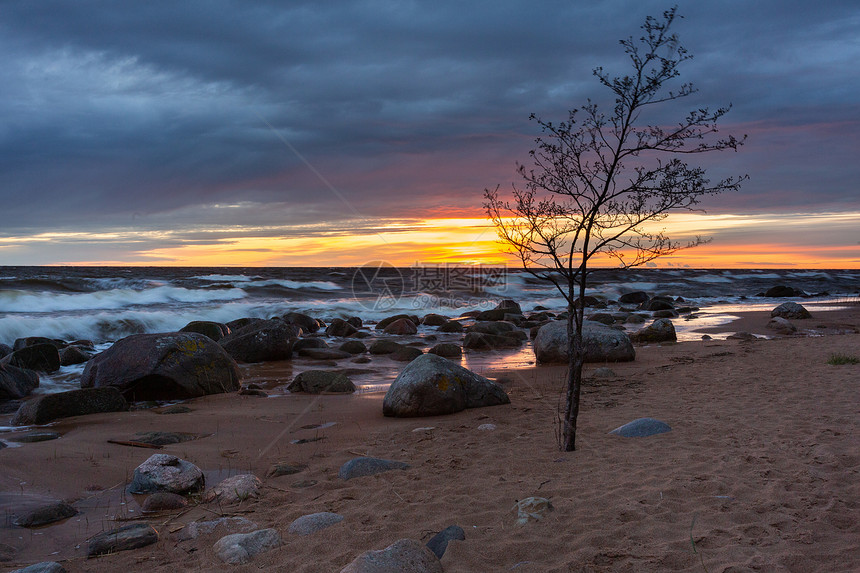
(0, 304, 857, 571)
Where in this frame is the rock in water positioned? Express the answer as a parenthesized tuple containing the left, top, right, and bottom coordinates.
(382, 354, 509, 417)
(218, 319, 299, 362)
(340, 538, 443, 573)
(630, 318, 677, 343)
(288, 512, 344, 535)
(2, 344, 60, 373)
(128, 454, 205, 495)
(11, 387, 127, 426)
(13, 501, 77, 527)
(179, 320, 230, 341)
(0, 363, 39, 400)
(213, 528, 281, 565)
(338, 457, 410, 480)
(771, 302, 811, 319)
(81, 332, 240, 401)
(87, 523, 158, 556)
(609, 417, 672, 437)
(533, 320, 635, 364)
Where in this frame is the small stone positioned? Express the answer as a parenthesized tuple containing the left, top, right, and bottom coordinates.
(512, 497, 553, 526)
(88, 523, 158, 556)
(267, 462, 307, 477)
(592, 367, 616, 378)
(288, 512, 344, 535)
(609, 417, 672, 437)
(291, 480, 317, 488)
(141, 492, 188, 512)
(338, 457, 410, 480)
(158, 405, 192, 414)
(14, 501, 77, 527)
(213, 528, 281, 565)
(132, 431, 197, 446)
(426, 525, 465, 559)
(477, 423, 496, 431)
(174, 516, 257, 541)
(340, 538, 442, 573)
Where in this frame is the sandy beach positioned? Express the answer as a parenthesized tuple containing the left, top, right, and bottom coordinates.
(1, 305, 858, 572)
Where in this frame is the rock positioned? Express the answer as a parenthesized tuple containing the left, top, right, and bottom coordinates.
(179, 320, 230, 341)
(298, 348, 353, 360)
(288, 370, 356, 393)
(463, 332, 521, 350)
(88, 523, 159, 556)
(327, 318, 359, 337)
(346, 316, 363, 328)
(82, 332, 241, 401)
(128, 454, 205, 495)
(421, 314, 449, 326)
(292, 338, 329, 352)
(767, 316, 797, 334)
(390, 346, 424, 362)
(771, 301, 811, 319)
(207, 474, 262, 503)
(383, 353, 509, 417)
(428, 343, 462, 358)
(383, 318, 418, 335)
(368, 340, 404, 355)
(12, 337, 64, 351)
(267, 463, 306, 477)
(283, 312, 321, 334)
(218, 319, 299, 362)
(437, 320, 464, 333)
(587, 312, 615, 325)
(338, 457, 410, 480)
(58, 345, 93, 366)
(642, 298, 675, 311)
(466, 321, 515, 335)
(426, 525, 465, 559)
(158, 405, 191, 414)
(0, 343, 12, 359)
(288, 512, 344, 535)
(175, 516, 257, 541)
(513, 497, 553, 526)
(8, 562, 67, 573)
(340, 538, 442, 573)
(625, 314, 647, 324)
(765, 285, 804, 297)
(2, 344, 60, 373)
(376, 314, 419, 330)
(609, 417, 672, 437)
(0, 363, 39, 400)
(477, 423, 496, 431)
(727, 332, 759, 341)
(213, 528, 281, 565)
(225, 317, 262, 331)
(11, 387, 128, 426)
(476, 300, 522, 322)
(132, 431, 196, 446)
(8, 431, 61, 443)
(652, 309, 679, 318)
(533, 320, 635, 364)
(619, 291, 649, 304)
(630, 318, 677, 343)
(339, 340, 368, 354)
(13, 501, 77, 527)
(141, 492, 188, 512)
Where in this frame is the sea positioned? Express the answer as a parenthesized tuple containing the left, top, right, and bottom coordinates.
(1, 265, 858, 395)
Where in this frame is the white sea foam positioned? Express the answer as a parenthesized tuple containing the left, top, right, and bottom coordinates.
(244, 279, 342, 291)
(0, 286, 248, 313)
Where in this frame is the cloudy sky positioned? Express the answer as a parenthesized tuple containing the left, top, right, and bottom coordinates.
(1, 0, 859, 266)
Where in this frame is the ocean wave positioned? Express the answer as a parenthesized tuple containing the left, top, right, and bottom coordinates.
(244, 279, 342, 291)
(192, 274, 257, 282)
(0, 286, 248, 313)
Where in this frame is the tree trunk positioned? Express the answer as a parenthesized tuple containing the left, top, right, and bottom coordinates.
(561, 282, 586, 451)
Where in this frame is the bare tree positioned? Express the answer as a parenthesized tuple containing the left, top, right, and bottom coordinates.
(485, 7, 747, 451)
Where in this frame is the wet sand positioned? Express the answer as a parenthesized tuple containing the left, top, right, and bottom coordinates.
(0, 304, 858, 571)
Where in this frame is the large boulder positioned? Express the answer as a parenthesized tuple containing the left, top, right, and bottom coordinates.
(12, 387, 127, 426)
(218, 319, 299, 362)
(533, 320, 635, 364)
(383, 353, 509, 417)
(82, 332, 241, 401)
(128, 454, 205, 495)
(2, 344, 60, 373)
(180, 320, 230, 341)
(0, 363, 39, 400)
(630, 318, 677, 343)
(771, 302, 811, 319)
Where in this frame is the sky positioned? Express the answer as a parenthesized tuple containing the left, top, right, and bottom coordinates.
(1, 0, 859, 268)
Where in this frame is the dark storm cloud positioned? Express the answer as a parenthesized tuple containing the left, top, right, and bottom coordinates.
(1, 0, 859, 241)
